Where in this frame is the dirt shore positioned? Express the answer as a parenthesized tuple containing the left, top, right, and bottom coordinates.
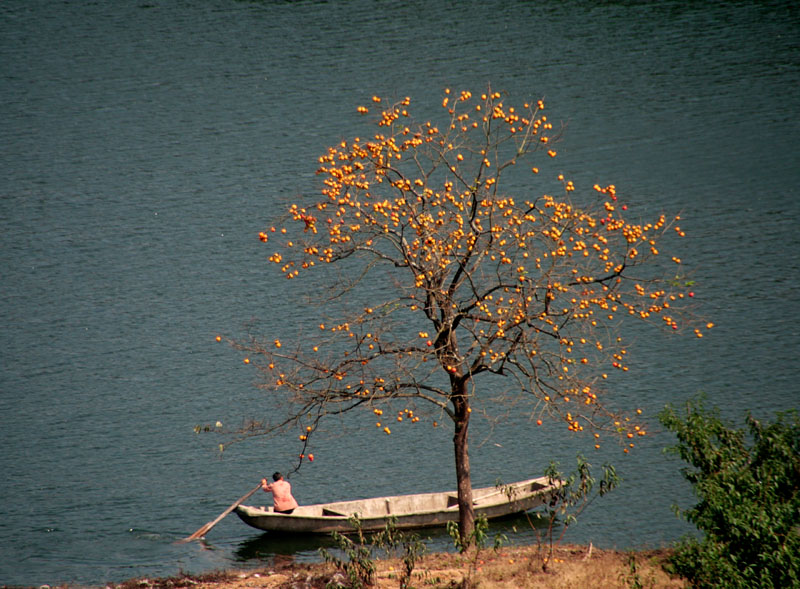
(105, 543, 686, 589)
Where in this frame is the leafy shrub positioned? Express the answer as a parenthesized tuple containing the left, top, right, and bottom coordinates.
(659, 395, 800, 588)
(321, 515, 426, 589)
(372, 516, 426, 589)
(320, 516, 376, 589)
(447, 514, 507, 588)
(527, 454, 619, 572)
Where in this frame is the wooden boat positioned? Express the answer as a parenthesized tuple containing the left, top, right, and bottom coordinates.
(234, 475, 559, 534)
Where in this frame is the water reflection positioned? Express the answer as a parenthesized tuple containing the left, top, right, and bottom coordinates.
(234, 531, 336, 564)
(231, 511, 557, 567)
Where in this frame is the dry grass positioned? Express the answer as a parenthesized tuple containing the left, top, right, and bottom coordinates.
(102, 543, 686, 589)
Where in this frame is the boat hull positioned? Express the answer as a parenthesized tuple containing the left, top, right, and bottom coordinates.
(234, 476, 558, 534)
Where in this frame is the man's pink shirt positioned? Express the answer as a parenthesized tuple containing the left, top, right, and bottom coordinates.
(265, 479, 299, 512)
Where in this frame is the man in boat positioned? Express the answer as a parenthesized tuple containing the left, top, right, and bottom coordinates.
(260, 472, 299, 514)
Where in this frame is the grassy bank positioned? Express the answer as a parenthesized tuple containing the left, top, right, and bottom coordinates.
(105, 543, 685, 589)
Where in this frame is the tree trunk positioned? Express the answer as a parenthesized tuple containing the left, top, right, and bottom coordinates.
(452, 386, 474, 549)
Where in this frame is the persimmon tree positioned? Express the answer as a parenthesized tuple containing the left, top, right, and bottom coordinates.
(216, 87, 709, 545)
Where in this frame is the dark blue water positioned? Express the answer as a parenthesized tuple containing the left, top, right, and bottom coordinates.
(2, 1, 798, 585)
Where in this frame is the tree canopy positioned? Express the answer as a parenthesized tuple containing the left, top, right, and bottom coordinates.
(214, 87, 710, 543)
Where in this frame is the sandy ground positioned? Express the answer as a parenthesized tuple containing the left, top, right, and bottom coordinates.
(106, 543, 686, 589)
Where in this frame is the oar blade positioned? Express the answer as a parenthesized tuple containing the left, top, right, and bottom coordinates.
(175, 523, 212, 543)
(175, 482, 262, 544)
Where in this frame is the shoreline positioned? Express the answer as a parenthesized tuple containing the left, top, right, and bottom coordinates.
(95, 542, 686, 589)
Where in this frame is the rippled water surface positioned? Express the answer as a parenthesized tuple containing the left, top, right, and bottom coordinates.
(1, 1, 798, 585)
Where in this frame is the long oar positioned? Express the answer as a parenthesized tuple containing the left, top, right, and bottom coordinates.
(177, 482, 262, 543)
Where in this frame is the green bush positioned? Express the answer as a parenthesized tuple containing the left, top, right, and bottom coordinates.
(659, 395, 800, 588)
(319, 516, 376, 589)
(530, 454, 619, 571)
(320, 515, 426, 589)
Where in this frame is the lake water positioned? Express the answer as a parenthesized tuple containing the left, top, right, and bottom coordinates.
(1, 1, 798, 585)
